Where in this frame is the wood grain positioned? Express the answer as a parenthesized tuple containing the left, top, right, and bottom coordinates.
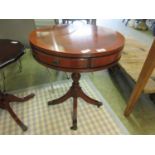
(124, 39, 155, 116)
(120, 38, 155, 93)
(29, 24, 125, 72)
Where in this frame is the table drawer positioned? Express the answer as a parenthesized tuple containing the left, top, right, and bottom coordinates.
(90, 52, 121, 68)
(33, 50, 88, 69)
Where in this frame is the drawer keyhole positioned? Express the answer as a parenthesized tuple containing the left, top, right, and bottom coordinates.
(52, 60, 59, 65)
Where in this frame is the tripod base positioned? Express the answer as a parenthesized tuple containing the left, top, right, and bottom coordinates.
(48, 73, 102, 130)
(0, 91, 35, 131)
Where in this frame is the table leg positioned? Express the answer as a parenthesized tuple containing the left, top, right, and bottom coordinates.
(0, 91, 35, 131)
(7, 104, 28, 131)
(124, 39, 155, 116)
(48, 89, 71, 105)
(70, 97, 78, 130)
(48, 72, 102, 130)
(79, 89, 102, 107)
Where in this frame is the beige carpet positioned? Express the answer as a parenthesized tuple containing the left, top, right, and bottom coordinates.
(0, 77, 128, 135)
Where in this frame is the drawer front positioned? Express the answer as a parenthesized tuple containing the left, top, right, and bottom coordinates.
(90, 52, 121, 68)
(33, 50, 89, 69)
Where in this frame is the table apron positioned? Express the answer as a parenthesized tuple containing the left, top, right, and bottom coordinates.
(32, 49, 121, 71)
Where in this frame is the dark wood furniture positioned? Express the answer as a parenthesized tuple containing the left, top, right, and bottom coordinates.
(29, 24, 125, 130)
(0, 39, 34, 131)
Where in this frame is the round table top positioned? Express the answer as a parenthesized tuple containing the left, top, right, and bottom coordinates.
(0, 39, 24, 69)
(29, 24, 125, 58)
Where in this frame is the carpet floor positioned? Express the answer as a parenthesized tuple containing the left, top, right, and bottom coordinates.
(0, 77, 128, 135)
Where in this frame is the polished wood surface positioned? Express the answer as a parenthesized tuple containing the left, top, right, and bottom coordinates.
(124, 39, 155, 116)
(29, 24, 125, 130)
(0, 39, 24, 68)
(0, 39, 34, 131)
(29, 24, 125, 72)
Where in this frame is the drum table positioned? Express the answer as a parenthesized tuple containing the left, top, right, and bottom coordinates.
(29, 24, 125, 130)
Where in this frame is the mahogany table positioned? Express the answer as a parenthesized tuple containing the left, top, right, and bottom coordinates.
(29, 24, 125, 130)
(0, 39, 34, 131)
